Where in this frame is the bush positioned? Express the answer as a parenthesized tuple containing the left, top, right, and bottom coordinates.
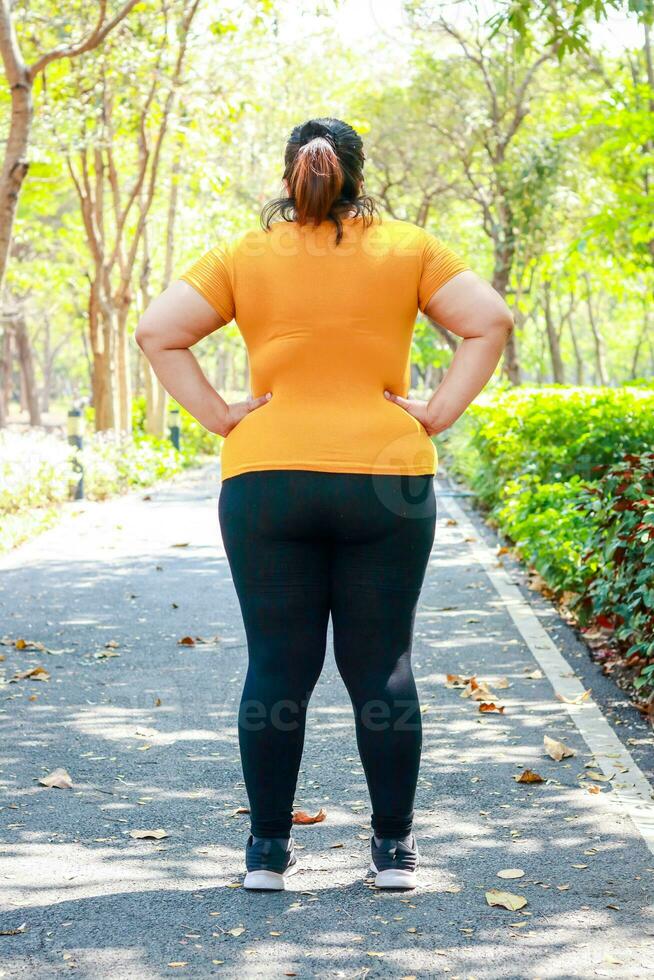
(447, 385, 654, 507)
(575, 452, 654, 692)
(494, 474, 594, 593)
(0, 429, 76, 514)
(0, 425, 206, 551)
(440, 385, 654, 702)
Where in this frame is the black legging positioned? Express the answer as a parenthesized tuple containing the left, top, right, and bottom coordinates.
(218, 469, 436, 839)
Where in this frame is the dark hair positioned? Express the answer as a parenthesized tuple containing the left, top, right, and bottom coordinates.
(260, 117, 379, 244)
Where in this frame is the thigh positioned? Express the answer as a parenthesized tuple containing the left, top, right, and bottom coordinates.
(329, 475, 436, 673)
(219, 471, 331, 675)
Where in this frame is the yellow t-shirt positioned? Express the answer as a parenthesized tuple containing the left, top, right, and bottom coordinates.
(179, 216, 470, 481)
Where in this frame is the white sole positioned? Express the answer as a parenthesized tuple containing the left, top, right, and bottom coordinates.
(243, 862, 299, 891)
(369, 862, 417, 889)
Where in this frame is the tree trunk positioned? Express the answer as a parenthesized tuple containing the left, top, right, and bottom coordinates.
(543, 281, 565, 383)
(631, 305, 650, 379)
(12, 309, 40, 425)
(0, 42, 32, 295)
(0, 323, 11, 426)
(583, 273, 607, 385)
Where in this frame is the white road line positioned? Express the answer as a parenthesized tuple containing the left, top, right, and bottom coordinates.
(438, 486, 654, 857)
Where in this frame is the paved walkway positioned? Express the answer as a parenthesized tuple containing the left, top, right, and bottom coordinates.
(1, 462, 653, 979)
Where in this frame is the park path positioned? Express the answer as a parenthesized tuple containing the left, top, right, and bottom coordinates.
(1, 461, 653, 979)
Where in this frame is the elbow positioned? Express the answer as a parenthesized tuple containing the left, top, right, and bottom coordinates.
(134, 316, 154, 351)
(494, 307, 515, 343)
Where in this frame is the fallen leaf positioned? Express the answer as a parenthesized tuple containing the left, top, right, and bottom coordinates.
(556, 689, 591, 705)
(10, 665, 50, 683)
(38, 768, 73, 790)
(544, 736, 576, 761)
(330, 842, 344, 849)
(515, 769, 544, 784)
(485, 889, 528, 911)
(227, 926, 245, 937)
(445, 673, 474, 688)
(479, 702, 505, 713)
(525, 669, 543, 680)
(497, 869, 525, 879)
(178, 636, 196, 646)
(587, 784, 601, 794)
(128, 828, 168, 840)
(495, 677, 511, 689)
(584, 770, 613, 782)
(231, 806, 250, 816)
(167, 963, 188, 968)
(0, 922, 27, 936)
(367, 951, 385, 957)
(292, 807, 326, 825)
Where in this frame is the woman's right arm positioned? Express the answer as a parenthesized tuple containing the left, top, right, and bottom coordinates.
(384, 270, 514, 435)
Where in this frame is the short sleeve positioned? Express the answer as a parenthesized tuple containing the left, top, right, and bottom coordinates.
(418, 231, 470, 312)
(178, 244, 235, 323)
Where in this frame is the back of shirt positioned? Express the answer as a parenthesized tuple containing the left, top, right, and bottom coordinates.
(179, 215, 469, 482)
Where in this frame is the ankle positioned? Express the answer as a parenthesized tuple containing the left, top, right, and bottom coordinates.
(374, 832, 413, 846)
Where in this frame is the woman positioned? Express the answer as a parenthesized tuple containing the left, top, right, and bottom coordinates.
(136, 117, 513, 891)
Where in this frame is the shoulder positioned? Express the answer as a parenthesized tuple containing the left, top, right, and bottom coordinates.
(368, 218, 432, 256)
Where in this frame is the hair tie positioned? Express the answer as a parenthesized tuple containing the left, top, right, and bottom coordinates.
(298, 121, 337, 151)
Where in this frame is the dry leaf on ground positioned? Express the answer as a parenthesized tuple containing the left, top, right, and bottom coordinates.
(292, 807, 326, 824)
(515, 769, 545, 784)
(445, 674, 474, 688)
(10, 665, 50, 683)
(479, 702, 505, 713)
(556, 689, 591, 705)
(0, 923, 27, 935)
(38, 768, 73, 789)
(544, 736, 576, 761)
(497, 869, 525, 879)
(485, 889, 528, 911)
(128, 828, 168, 840)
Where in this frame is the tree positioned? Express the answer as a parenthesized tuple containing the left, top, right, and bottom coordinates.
(0, 0, 140, 298)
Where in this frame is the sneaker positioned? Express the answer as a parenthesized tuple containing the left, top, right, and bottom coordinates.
(370, 834, 418, 889)
(243, 834, 299, 890)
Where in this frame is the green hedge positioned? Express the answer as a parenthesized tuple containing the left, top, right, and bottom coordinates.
(440, 385, 654, 698)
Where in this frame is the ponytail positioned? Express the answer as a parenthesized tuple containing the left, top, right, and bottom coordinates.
(289, 136, 344, 226)
(261, 117, 379, 245)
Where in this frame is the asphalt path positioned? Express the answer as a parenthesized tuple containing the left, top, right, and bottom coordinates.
(1, 461, 653, 979)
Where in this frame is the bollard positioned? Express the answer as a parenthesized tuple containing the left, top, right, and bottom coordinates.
(67, 407, 84, 500)
(168, 406, 180, 450)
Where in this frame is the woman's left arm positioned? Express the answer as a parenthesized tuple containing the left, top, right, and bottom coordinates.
(385, 270, 514, 435)
(135, 281, 270, 437)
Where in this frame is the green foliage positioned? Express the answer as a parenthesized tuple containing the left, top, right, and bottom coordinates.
(131, 395, 221, 457)
(495, 475, 594, 592)
(575, 452, 654, 689)
(486, 0, 654, 58)
(448, 385, 654, 508)
(442, 385, 654, 697)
